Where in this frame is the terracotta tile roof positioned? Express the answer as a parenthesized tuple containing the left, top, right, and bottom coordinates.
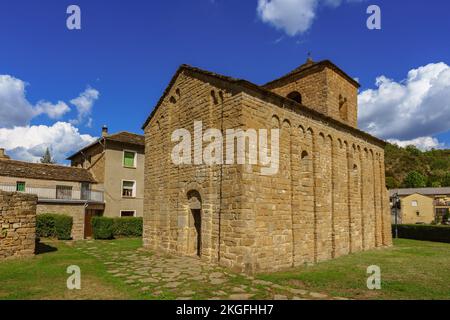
(141, 64, 385, 147)
(67, 131, 144, 160)
(0, 159, 96, 183)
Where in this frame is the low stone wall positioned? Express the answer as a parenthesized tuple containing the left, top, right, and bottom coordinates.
(36, 203, 85, 240)
(0, 191, 37, 259)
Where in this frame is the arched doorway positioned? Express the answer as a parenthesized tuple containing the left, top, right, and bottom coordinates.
(187, 190, 202, 257)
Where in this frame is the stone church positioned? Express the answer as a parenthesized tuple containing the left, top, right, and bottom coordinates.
(142, 58, 393, 273)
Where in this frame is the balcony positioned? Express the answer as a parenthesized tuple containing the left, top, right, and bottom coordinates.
(0, 184, 104, 203)
(434, 200, 450, 207)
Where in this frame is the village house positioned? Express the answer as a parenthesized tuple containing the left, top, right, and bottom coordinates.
(0, 127, 144, 239)
(0, 148, 103, 240)
(390, 187, 450, 225)
(68, 127, 145, 219)
(142, 58, 393, 273)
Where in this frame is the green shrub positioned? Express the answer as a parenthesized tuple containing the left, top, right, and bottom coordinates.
(36, 214, 73, 240)
(92, 216, 114, 240)
(393, 224, 450, 243)
(112, 217, 143, 237)
(54, 215, 73, 240)
(91, 216, 143, 239)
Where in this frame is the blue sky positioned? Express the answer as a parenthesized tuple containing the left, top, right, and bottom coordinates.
(0, 0, 449, 162)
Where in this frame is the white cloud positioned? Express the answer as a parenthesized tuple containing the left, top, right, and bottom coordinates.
(0, 122, 97, 163)
(70, 87, 100, 126)
(257, 0, 363, 36)
(388, 136, 443, 151)
(0, 75, 72, 128)
(358, 62, 450, 149)
(35, 101, 71, 119)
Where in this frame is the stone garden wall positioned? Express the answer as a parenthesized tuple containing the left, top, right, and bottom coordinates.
(0, 190, 37, 259)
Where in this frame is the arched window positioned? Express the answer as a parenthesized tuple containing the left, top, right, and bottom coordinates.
(287, 91, 302, 104)
(339, 94, 348, 121)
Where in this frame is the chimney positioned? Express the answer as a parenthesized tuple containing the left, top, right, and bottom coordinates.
(102, 125, 108, 137)
(0, 148, 10, 160)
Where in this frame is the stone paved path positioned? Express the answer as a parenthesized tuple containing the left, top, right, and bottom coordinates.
(75, 241, 344, 300)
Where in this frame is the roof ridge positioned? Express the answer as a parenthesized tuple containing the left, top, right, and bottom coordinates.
(263, 59, 360, 88)
(141, 64, 384, 147)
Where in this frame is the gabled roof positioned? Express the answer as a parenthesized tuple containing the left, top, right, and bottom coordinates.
(67, 131, 144, 160)
(263, 59, 361, 89)
(390, 187, 450, 197)
(141, 64, 385, 147)
(106, 131, 145, 146)
(0, 159, 96, 183)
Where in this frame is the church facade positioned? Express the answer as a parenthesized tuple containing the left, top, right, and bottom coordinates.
(142, 59, 392, 273)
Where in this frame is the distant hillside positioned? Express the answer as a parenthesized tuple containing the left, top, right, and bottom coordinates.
(384, 143, 450, 189)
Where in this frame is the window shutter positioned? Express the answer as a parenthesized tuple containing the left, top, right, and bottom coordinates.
(124, 151, 135, 167)
(16, 182, 25, 192)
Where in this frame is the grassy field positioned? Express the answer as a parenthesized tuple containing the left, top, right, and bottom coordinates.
(0, 238, 146, 300)
(0, 238, 449, 300)
(259, 239, 450, 300)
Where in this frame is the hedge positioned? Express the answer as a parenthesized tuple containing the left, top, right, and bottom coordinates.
(92, 216, 114, 240)
(91, 216, 142, 239)
(112, 217, 143, 237)
(393, 224, 450, 243)
(36, 214, 73, 240)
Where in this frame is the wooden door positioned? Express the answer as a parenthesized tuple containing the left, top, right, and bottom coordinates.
(84, 210, 100, 239)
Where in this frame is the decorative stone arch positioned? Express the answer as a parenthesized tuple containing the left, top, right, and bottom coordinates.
(282, 119, 291, 128)
(287, 91, 302, 104)
(271, 115, 280, 129)
(298, 124, 305, 135)
(343, 140, 349, 148)
(318, 132, 326, 144)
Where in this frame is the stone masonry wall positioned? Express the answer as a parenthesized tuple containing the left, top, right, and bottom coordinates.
(143, 69, 392, 274)
(267, 66, 358, 128)
(144, 70, 245, 269)
(241, 92, 392, 272)
(0, 191, 37, 259)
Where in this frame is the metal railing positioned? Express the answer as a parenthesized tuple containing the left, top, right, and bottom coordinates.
(0, 184, 104, 202)
(434, 200, 450, 207)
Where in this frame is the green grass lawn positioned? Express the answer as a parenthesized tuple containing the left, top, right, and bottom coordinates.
(0, 238, 449, 300)
(258, 239, 450, 300)
(0, 238, 147, 300)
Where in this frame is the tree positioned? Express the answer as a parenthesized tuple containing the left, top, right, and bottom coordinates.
(443, 173, 450, 187)
(403, 171, 427, 188)
(385, 176, 399, 189)
(40, 148, 56, 164)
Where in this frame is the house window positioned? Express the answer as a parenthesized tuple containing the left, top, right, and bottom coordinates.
(122, 180, 136, 198)
(120, 211, 136, 217)
(16, 182, 25, 192)
(123, 151, 136, 168)
(411, 200, 418, 207)
(56, 185, 73, 200)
